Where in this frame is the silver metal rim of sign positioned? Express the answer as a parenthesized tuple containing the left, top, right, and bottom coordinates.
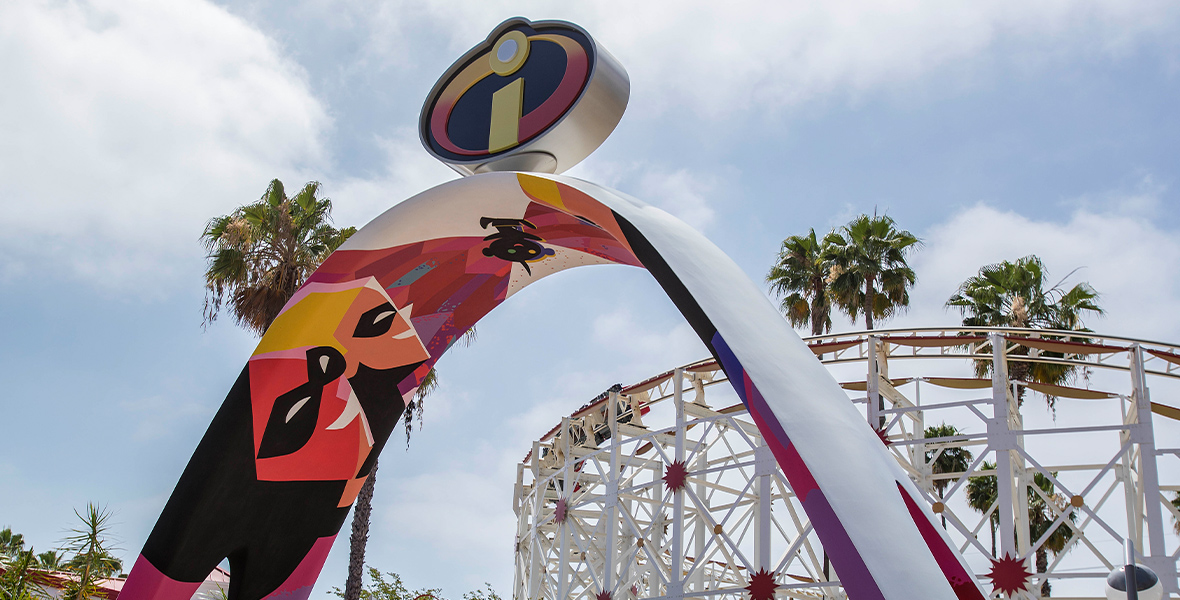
(418, 17, 630, 176)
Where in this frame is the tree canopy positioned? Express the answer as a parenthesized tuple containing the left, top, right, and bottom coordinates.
(0, 506, 122, 600)
(202, 179, 356, 336)
(946, 255, 1103, 407)
(823, 214, 920, 330)
(946, 255, 1101, 331)
(766, 228, 833, 336)
(333, 569, 500, 600)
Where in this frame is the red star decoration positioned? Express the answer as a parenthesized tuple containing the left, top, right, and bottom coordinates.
(595, 590, 611, 600)
(744, 568, 778, 600)
(555, 497, 569, 523)
(874, 428, 892, 446)
(987, 554, 1032, 597)
(664, 460, 689, 491)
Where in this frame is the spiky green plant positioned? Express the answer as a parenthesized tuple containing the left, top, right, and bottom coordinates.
(60, 504, 121, 600)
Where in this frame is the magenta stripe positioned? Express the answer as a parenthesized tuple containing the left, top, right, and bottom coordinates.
(896, 484, 986, 600)
(710, 333, 886, 599)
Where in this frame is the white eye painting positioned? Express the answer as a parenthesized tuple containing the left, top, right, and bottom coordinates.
(285, 397, 311, 423)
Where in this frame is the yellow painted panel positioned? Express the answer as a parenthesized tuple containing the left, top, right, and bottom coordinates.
(252, 288, 361, 356)
(517, 173, 565, 209)
(488, 78, 524, 153)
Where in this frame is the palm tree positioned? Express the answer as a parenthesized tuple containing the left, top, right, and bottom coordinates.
(202, 179, 356, 335)
(766, 229, 833, 335)
(822, 214, 920, 330)
(965, 468, 1075, 597)
(0, 529, 25, 558)
(35, 551, 64, 572)
(946, 255, 1103, 408)
(204, 180, 375, 596)
(924, 424, 973, 528)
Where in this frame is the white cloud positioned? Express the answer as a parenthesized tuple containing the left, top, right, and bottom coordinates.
(0, 0, 329, 288)
(10, 0, 1177, 291)
(378, 457, 517, 556)
(892, 194, 1180, 343)
(326, 129, 459, 228)
(592, 306, 705, 370)
(301, 0, 1180, 117)
(574, 161, 727, 232)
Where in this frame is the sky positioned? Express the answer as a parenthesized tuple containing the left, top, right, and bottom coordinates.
(2, 0, 1180, 598)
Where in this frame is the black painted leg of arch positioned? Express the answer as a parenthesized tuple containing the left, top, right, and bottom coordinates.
(611, 212, 723, 368)
(134, 359, 420, 600)
(139, 367, 352, 599)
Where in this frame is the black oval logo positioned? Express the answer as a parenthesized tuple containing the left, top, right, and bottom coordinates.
(421, 19, 595, 161)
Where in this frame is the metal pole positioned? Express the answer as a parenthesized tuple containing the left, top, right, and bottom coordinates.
(670, 368, 685, 600)
(691, 441, 706, 595)
(989, 332, 1017, 558)
(1124, 538, 1139, 600)
(1013, 383, 1031, 559)
(1129, 345, 1176, 594)
(867, 335, 882, 429)
(558, 417, 571, 600)
(607, 391, 620, 596)
(755, 441, 773, 571)
(514, 462, 526, 600)
(529, 442, 542, 600)
(653, 460, 665, 597)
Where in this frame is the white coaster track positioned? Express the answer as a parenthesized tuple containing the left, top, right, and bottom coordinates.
(512, 326, 1180, 600)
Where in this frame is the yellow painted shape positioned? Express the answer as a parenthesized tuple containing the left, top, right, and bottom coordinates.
(490, 30, 530, 76)
(517, 173, 565, 210)
(488, 77, 524, 153)
(252, 288, 361, 356)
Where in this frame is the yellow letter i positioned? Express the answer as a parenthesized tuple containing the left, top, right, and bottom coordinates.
(489, 78, 524, 153)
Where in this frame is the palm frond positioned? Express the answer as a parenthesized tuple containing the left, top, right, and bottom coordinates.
(201, 180, 355, 335)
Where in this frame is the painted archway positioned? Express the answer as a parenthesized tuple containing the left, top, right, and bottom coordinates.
(120, 172, 984, 600)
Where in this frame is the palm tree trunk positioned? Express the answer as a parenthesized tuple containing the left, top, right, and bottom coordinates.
(938, 489, 947, 529)
(344, 460, 379, 600)
(863, 282, 875, 330)
(990, 519, 996, 558)
(811, 280, 825, 336)
(810, 300, 823, 336)
(1037, 548, 1050, 597)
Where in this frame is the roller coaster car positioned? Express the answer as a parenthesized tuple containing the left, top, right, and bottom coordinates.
(591, 396, 647, 445)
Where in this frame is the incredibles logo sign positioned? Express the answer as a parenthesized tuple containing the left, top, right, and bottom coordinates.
(420, 18, 628, 175)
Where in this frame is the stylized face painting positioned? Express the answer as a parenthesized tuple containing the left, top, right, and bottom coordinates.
(246, 279, 429, 505)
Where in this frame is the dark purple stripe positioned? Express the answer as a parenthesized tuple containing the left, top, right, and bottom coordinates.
(711, 333, 886, 600)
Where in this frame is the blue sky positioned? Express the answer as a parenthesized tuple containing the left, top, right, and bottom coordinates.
(2, 1, 1179, 598)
